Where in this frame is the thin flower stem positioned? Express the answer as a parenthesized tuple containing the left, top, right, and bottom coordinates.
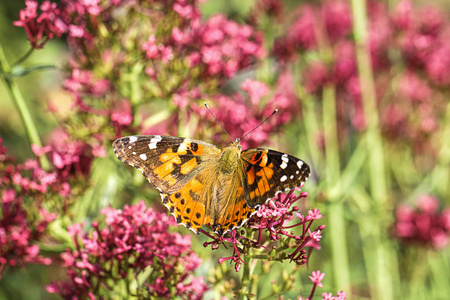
(12, 47, 35, 67)
(0, 44, 50, 170)
(308, 283, 317, 300)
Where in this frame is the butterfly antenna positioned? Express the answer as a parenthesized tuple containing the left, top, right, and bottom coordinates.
(204, 102, 233, 142)
(241, 109, 278, 142)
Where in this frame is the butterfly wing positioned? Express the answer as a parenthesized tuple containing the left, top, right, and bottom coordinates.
(112, 135, 222, 194)
(160, 162, 254, 234)
(240, 148, 310, 207)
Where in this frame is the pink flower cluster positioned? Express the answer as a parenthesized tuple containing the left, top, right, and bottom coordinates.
(186, 78, 297, 149)
(172, 13, 265, 78)
(46, 201, 208, 299)
(202, 188, 324, 272)
(13, 0, 67, 48)
(15, 0, 267, 142)
(34, 129, 102, 181)
(0, 127, 103, 278)
(272, 0, 450, 153)
(394, 195, 450, 249)
(0, 138, 57, 277)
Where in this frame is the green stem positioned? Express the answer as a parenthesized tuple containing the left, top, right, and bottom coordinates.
(300, 92, 322, 177)
(0, 44, 50, 170)
(431, 101, 450, 195)
(428, 250, 450, 299)
(351, 0, 387, 201)
(328, 201, 351, 293)
(322, 85, 341, 186)
(351, 1, 393, 299)
(240, 254, 251, 300)
(321, 83, 352, 292)
(130, 62, 144, 128)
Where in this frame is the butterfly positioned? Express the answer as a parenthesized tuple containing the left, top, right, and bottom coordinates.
(113, 134, 310, 235)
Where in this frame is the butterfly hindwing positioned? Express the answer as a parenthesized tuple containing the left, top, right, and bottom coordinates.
(112, 135, 222, 194)
(161, 158, 255, 235)
(240, 148, 310, 207)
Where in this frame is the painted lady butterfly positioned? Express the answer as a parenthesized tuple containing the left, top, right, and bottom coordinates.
(113, 134, 310, 235)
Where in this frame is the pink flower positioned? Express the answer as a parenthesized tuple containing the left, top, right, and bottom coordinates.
(142, 35, 159, 59)
(68, 25, 85, 38)
(307, 208, 323, 220)
(1, 189, 15, 204)
(322, 0, 352, 42)
(392, 0, 413, 30)
(397, 71, 432, 102)
(309, 270, 325, 287)
(417, 195, 439, 214)
(426, 44, 450, 85)
(240, 79, 269, 105)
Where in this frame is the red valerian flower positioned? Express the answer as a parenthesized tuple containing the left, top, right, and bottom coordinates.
(201, 188, 324, 272)
(47, 201, 208, 299)
(0, 138, 57, 278)
(14, 0, 67, 48)
(393, 195, 450, 249)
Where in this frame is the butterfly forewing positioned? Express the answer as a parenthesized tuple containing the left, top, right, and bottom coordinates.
(112, 135, 222, 194)
(240, 149, 310, 207)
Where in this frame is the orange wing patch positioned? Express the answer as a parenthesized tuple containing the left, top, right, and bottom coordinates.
(154, 148, 182, 180)
(247, 166, 256, 185)
(215, 195, 255, 234)
(161, 177, 206, 232)
(180, 158, 198, 175)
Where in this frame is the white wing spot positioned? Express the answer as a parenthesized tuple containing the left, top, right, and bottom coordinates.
(280, 175, 288, 182)
(128, 146, 132, 149)
(290, 175, 294, 179)
(297, 160, 303, 169)
(150, 135, 162, 143)
(129, 136, 138, 143)
(140, 154, 147, 160)
(296, 170, 299, 174)
(280, 154, 289, 169)
(132, 151, 136, 155)
(149, 136, 163, 150)
(178, 140, 189, 153)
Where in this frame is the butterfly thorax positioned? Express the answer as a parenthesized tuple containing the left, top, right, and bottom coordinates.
(219, 141, 242, 174)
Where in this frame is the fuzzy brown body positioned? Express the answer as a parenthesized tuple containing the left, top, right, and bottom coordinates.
(113, 136, 310, 235)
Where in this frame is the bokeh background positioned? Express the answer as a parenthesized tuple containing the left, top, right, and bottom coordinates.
(1, 0, 450, 299)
